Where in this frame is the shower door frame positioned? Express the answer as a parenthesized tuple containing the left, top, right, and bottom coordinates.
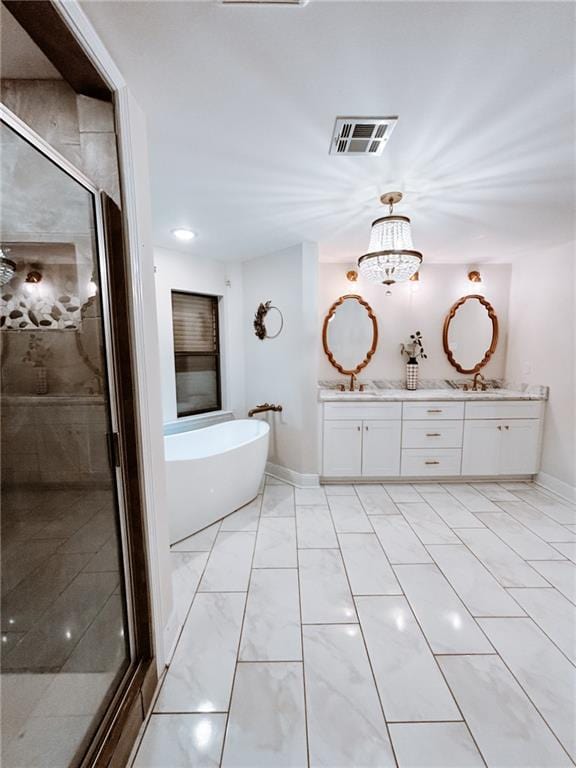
(0, 103, 156, 767)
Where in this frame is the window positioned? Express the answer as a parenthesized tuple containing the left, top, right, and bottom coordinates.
(171, 291, 221, 417)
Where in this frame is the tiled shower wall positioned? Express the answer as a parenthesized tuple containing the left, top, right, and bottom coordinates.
(1, 79, 120, 203)
(1, 78, 120, 488)
(1, 397, 110, 486)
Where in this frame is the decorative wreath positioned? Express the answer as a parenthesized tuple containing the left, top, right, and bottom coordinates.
(253, 301, 283, 340)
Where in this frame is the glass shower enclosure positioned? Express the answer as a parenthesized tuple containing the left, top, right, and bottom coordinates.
(1, 110, 137, 767)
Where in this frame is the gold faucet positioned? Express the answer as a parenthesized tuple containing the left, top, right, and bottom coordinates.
(338, 374, 364, 392)
(463, 372, 487, 391)
(248, 403, 283, 417)
(338, 373, 364, 392)
(472, 372, 487, 391)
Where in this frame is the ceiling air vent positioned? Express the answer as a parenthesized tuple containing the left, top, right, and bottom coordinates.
(329, 117, 398, 156)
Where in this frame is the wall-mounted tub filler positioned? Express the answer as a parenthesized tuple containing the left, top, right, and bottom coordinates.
(248, 402, 283, 417)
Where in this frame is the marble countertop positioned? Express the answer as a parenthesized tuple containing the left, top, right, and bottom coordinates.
(318, 379, 548, 402)
(319, 388, 546, 402)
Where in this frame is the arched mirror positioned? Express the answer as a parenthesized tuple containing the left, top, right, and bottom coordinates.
(443, 294, 499, 374)
(322, 294, 378, 375)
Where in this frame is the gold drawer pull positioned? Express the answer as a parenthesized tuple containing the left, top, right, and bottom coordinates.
(426, 432, 441, 437)
(425, 460, 440, 465)
(427, 409, 443, 413)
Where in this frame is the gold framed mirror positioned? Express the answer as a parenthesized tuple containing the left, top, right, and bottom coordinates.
(322, 294, 378, 375)
(443, 294, 499, 374)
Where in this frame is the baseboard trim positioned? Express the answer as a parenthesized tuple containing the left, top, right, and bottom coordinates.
(266, 461, 320, 488)
(536, 471, 576, 504)
(320, 475, 534, 485)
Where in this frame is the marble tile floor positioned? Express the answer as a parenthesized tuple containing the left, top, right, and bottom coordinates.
(132, 478, 576, 768)
(1, 486, 128, 768)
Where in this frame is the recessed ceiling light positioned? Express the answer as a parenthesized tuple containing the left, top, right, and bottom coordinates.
(172, 228, 196, 242)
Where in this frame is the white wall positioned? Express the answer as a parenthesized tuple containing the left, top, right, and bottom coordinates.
(154, 247, 245, 424)
(319, 263, 511, 383)
(243, 242, 319, 479)
(505, 243, 576, 499)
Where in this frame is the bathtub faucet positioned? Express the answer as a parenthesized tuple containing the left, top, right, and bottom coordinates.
(248, 403, 283, 417)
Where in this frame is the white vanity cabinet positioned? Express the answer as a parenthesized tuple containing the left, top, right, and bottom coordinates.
(322, 402, 402, 477)
(321, 395, 545, 480)
(401, 402, 464, 477)
(323, 420, 363, 476)
(362, 420, 403, 476)
(461, 401, 543, 476)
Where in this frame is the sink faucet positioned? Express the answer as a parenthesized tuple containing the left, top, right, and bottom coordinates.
(338, 374, 364, 392)
(472, 372, 487, 391)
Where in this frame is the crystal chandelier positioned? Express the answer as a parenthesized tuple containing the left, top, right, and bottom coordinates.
(358, 192, 423, 285)
(0, 247, 16, 287)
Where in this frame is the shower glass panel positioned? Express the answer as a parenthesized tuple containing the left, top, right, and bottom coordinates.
(0, 121, 131, 767)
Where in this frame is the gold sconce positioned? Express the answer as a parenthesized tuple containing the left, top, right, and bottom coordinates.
(468, 270, 482, 283)
(409, 271, 420, 282)
(346, 270, 358, 282)
(25, 270, 42, 284)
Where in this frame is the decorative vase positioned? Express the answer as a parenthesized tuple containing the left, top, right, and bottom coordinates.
(36, 366, 48, 395)
(406, 359, 418, 390)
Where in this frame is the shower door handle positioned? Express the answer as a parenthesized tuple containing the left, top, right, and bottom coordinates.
(106, 432, 121, 468)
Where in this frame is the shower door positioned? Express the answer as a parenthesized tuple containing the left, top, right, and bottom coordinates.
(0, 111, 148, 767)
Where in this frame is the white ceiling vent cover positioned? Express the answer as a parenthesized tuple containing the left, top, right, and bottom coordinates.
(329, 116, 398, 156)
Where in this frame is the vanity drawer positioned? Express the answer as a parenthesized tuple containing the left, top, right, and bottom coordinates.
(402, 402, 464, 421)
(402, 420, 463, 449)
(465, 401, 543, 420)
(401, 449, 462, 476)
(324, 402, 402, 421)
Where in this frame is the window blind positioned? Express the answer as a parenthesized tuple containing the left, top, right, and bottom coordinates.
(171, 292, 217, 354)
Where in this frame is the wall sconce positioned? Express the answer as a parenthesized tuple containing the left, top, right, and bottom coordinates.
(346, 270, 358, 282)
(25, 270, 42, 284)
(468, 270, 482, 283)
(409, 271, 420, 283)
(409, 270, 420, 293)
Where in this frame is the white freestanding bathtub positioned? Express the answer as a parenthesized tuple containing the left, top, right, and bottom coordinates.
(165, 419, 269, 544)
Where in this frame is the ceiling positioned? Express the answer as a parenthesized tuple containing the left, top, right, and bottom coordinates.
(80, 0, 575, 264)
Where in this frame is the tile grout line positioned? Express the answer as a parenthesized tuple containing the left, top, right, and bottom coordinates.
(217, 493, 262, 767)
(295, 517, 312, 768)
(325, 500, 401, 768)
